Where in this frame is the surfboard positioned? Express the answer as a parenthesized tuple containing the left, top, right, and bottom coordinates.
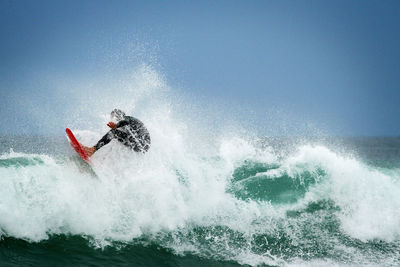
(65, 128, 90, 163)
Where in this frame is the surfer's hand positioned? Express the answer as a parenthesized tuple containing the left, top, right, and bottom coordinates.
(107, 122, 117, 129)
(82, 146, 96, 157)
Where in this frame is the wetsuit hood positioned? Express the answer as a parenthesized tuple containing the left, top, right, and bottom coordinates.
(111, 109, 126, 122)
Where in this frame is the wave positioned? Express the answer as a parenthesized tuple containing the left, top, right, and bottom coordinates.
(1, 139, 400, 266)
(1, 65, 400, 266)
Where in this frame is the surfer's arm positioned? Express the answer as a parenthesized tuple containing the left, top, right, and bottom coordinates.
(116, 120, 129, 128)
(94, 130, 115, 151)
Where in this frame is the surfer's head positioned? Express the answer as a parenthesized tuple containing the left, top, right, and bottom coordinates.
(111, 109, 126, 122)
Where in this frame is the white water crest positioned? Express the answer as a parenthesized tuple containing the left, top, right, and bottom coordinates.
(277, 145, 400, 242)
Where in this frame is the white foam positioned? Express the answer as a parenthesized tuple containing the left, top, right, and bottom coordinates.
(279, 145, 400, 242)
(0, 120, 286, 267)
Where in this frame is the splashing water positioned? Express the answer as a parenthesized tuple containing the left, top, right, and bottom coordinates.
(1, 66, 400, 266)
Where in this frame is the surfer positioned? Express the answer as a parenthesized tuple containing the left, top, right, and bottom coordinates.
(81, 109, 151, 157)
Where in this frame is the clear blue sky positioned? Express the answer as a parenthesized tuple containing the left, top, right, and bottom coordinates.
(1, 0, 399, 136)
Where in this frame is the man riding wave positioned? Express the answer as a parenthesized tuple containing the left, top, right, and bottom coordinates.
(82, 109, 151, 157)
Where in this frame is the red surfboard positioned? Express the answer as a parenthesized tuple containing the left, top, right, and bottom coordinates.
(66, 128, 90, 163)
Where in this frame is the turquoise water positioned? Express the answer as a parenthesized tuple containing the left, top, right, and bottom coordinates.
(1, 136, 400, 266)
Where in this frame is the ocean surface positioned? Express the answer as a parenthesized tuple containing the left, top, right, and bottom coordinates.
(1, 135, 400, 266)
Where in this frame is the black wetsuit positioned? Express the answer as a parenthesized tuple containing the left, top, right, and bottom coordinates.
(94, 116, 151, 153)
